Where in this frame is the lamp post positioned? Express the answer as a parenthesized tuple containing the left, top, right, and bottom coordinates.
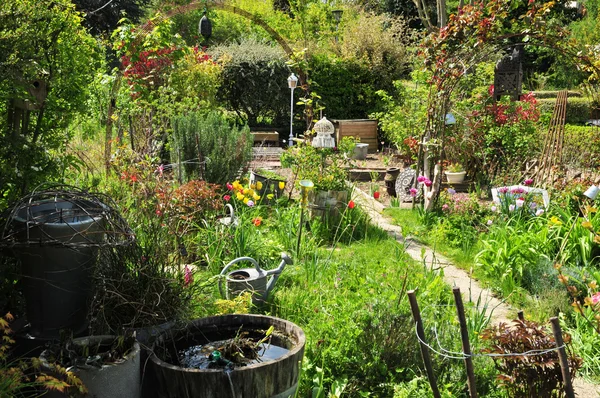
(287, 73, 298, 147)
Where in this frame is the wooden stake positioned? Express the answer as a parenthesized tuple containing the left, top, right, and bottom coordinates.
(452, 287, 478, 398)
(550, 317, 575, 398)
(517, 310, 524, 321)
(407, 290, 441, 398)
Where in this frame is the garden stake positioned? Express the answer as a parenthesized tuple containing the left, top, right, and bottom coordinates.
(550, 317, 576, 398)
(452, 287, 478, 398)
(407, 290, 441, 398)
(517, 310, 524, 321)
(296, 180, 314, 256)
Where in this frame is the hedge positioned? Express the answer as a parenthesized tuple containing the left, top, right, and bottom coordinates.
(538, 97, 595, 124)
(532, 90, 583, 99)
(563, 124, 600, 169)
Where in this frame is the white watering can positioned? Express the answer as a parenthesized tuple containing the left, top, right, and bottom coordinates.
(219, 253, 293, 304)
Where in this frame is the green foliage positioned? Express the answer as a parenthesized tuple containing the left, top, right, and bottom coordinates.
(171, 111, 253, 185)
(0, 0, 100, 204)
(371, 74, 429, 160)
(480, 319, 582, 398)
(281, 137, 355, 192)
(210, 39, 291, 127)
(538, 97, 594, 124)
(531, 90, 583, 99)
(563, 123, 600, 170)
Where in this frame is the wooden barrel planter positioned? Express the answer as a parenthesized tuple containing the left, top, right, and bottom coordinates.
(308, 190, 349, 220)
(250, 170, 286, 204)
(149, 314, 305, 398)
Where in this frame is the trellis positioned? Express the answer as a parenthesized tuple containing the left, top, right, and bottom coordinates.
(417, 0, 600, 211)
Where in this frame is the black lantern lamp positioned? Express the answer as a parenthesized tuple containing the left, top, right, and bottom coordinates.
(199, 10, 212, 40)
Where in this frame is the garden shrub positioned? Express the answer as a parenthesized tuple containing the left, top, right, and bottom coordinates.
(210, 39, 291, 127)
(538, 97, 594, 124)
(480, 319, 582, 398)
(171, 111, 253, 185)
(532, 90, 583, 99)
(562, 124, 600, 169)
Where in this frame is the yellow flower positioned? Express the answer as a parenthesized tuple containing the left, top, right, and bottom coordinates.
(236, 192, 244, 201)
(279, 181, 285, 190)
(233, 181, 243, 191)
(253, 193, 261, 201)
(582, 221, 593, 230)
(243, 188, 249, 195)
(243, 197, 249, 204)
(250, 183, 256, 190)
(256, 181, 263, 190)
(550, 216, 562, 226)
(267, 194, 274, 200)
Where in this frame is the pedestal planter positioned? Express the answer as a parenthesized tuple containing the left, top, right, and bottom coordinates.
(308, 190, 349, 220)
(445, 171, 467, 184)
(150, 314, 305, 398)
(11, 199, 105, 338)
(41, 335, 141, 398)
(384, 168, 401, 197)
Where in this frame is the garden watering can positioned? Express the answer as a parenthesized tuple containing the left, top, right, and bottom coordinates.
(219, 253, 293, 304)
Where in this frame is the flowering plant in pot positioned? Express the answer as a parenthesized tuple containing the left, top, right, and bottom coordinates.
(444, 162, 466, 183)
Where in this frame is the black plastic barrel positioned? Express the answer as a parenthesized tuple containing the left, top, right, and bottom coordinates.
(12, 199, 104, 338)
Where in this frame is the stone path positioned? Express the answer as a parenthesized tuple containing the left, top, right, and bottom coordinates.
(352, 187, 600, 397)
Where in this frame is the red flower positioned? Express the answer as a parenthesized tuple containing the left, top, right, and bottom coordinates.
(373, 192, 380, 199)
(224, 195, 231, 202)
(130, 174, 138, 183)
(348, 200, 356, 209)
(252, 217, 262, 227)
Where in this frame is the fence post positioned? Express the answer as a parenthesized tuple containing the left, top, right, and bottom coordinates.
(550, 317, 576, 398)
(407, 290, 441, 398)
(453, 287, 478, 398)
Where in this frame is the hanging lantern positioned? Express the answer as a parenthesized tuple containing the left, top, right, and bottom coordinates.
(199, 11, 212, 40)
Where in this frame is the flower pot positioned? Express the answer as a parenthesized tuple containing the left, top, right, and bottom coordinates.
(445, 171, 466, 184)
(308, 190, 349, 220)
(250, 171, 286, 204)
(352, 143, 369, 160)
(384, 167, 401, 197)
(149, 314, 305, 398)
(41, 335, 141, 398)
(11, 199, 105, 338)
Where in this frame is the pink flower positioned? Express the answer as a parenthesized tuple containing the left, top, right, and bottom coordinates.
(184, 265, 193, 286)
(524, 178, 533, 186)
(512, 187, 525, 195)
(247, 200, 254, 207)
(592, 292, 600, 305)
(226, 183, 233, 190)
(156, 164, 164, 177)
(498, 187, 509, 194)
(487, 219, 493, 226)
(424, 179, 432, 187)
(417, 176, 427, 183)
(442, 204, 449, 211)
(535, 209, 544, 216)
(224, 195, 231, 202)
(409, 188, 418, 197)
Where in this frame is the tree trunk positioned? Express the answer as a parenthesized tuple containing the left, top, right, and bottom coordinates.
(437, 0, 447, 27)
(412, 0, 436, 32)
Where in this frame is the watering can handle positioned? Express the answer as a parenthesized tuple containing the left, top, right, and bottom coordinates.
(218, 257, 261, 299)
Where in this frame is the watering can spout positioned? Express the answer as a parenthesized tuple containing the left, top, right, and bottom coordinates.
(265, 253, 292, 295)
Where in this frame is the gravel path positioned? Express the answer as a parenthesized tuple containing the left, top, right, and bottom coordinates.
(352, 187, 600, 397)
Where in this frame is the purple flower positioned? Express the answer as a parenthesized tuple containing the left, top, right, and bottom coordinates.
(524, 178, 534, 186)
(509, 204, 516, 212)
(499, 187, 509, 194)
(247, 200, 255, 207)
(511, 187, 525, 195)
(487, 219, 493, 226)
(447, 188, 456, 195)
(491, 205, 498, 212)
(529, 202, 537, 209)
(535, 209, 544, 216)
(417, 176, 427, 183)
(409, 188, 418, 197)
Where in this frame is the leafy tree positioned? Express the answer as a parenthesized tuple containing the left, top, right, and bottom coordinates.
(0, 0, 100, 204)
(72, 0, 151, 37)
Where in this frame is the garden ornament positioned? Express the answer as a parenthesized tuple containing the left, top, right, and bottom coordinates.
(218, 204, 238, 227)
(219, 253, 293, 304)
(312, 117, 335, 149)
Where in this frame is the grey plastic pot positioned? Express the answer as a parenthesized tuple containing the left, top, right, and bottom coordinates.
(41, 335, 141, 398)
(12, 199, 105, 338)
